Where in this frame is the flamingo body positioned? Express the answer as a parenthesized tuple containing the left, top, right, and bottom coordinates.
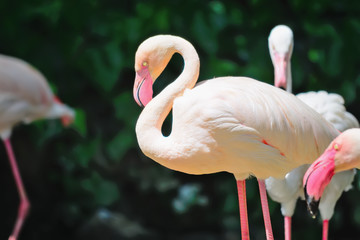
(137, 76, 338, 179)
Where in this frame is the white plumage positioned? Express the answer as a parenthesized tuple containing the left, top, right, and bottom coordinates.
(319, 169, 355, 220)
(297, 90, 358, 221)
(266, 91, 358, 218)
(266, 165, 308, 217)
(266, 25, 358, 240)
(296, 91, 359, 132)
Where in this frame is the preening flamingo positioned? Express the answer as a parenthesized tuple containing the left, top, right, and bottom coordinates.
(0, 54, 75, 240)
(132, 35, 341, 240)
(304, 128, 360, 215)
(266, 25, 358, 240)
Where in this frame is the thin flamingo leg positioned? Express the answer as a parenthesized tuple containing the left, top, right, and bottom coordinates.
(236, 180, 250, 240)
(4, 139, 30, 240)
(322, 220, 329, 240)
(284, 216, 291, 240)
(258, 179, 274, 240)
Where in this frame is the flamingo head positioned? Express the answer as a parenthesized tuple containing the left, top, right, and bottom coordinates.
(133, 35, 175, 107)
(268, 25, 293, 91)
(53, 96, 75, 127)
(303, 128, 360, 218)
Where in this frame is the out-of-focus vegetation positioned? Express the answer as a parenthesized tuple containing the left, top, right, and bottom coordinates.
(0, 1, 359, 239)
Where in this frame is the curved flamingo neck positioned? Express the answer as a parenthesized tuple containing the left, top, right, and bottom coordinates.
(286, 62, 292, 93)
(135, 37, 200, 163)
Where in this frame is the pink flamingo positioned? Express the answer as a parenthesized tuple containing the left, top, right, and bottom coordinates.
(0, 54, 75, 240)
(132, 35, 340, 240)
(304, 128, 360, 215)
(267, 25, 358, 240)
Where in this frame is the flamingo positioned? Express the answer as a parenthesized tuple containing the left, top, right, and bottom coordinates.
(304, 128, 360, 216)
(266, 25, 358, 240)
(132, 35, 341, 240)
(0, 54, 75, 240)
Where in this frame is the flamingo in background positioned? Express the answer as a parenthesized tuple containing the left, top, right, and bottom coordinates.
(304, 128, 360, 214)
(132, 35, 341, 240)
(266, 25, 358, 240)
(0, 54, 75, 240)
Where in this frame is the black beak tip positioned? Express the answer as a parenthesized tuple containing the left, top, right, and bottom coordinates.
(306, 198, 319, 219)
(304, 184, 319, 219)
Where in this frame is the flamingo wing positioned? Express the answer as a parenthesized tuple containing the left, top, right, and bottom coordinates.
(168, 77, 339, 179)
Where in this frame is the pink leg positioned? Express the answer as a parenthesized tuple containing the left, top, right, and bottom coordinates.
(4, 139, 30, 240)
(284, 216, 291, 240)
(258, 179, 274, 240)
(322, 220, 329, 240)
(236, 180, 250, 240)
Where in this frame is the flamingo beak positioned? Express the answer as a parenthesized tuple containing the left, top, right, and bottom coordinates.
(274, 54, 287, 90)
(133, 67, 153, 107)
(303, 183, 320, 219)
(303, 147, 336, 218)
(61, 115, 74, 127)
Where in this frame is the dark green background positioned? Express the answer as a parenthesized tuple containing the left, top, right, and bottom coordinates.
(0, 1, 359, 239)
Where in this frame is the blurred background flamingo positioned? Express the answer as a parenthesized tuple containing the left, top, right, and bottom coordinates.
(0, 54, 75, 240)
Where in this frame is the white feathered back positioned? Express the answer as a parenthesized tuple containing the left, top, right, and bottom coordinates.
(296, 91, 359, 131)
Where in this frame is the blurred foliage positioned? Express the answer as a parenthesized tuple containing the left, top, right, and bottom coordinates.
(0, 0, 359, 239)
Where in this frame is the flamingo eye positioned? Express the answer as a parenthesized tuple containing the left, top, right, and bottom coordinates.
(142, 61, 148, 67)
(334, 144, 339, 150)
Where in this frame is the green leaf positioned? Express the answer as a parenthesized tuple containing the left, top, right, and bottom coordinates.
(223, 192, 238, 213)
(192, 12, 218, 55)
(72, 108, 87, 137)
(208, 58, 238, 77)
(341, 80, 356, 104)
(81, 171, 120, 206)
(85, 41, 123, 92)
(113, 91, 140, 127)
(308, 49, 322, 63)
(71, 139, 100, 168)
(27, 1, 63, 25)
(154, 8, 170, 31)
(106, 129, 135, 162)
